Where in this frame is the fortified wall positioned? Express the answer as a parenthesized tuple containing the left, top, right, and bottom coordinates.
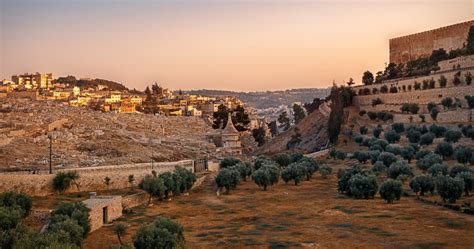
(0, 160, 194, 196)
(390, 20, 473, 64)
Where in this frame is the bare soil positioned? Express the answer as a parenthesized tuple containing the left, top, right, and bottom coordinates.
(83, 167, 474, 249)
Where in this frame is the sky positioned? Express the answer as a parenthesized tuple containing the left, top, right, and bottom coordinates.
(0, 0, 472, 91)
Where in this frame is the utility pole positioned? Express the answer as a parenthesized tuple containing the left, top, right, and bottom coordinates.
(48, 134, 52, 174)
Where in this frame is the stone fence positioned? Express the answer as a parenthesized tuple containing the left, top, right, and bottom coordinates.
(0, 160, 194, 196)
(353, 85, 473, 110)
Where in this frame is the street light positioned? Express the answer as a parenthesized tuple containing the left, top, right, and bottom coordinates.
(47, 133, 53, 174)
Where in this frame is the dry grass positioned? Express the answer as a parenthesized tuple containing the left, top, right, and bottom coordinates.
(83, 167, 474, 248)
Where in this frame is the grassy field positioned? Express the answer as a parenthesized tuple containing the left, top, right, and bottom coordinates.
(83, 163, 474, 249)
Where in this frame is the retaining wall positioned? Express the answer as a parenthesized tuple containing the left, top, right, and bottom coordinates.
(0, 160, 194, 196)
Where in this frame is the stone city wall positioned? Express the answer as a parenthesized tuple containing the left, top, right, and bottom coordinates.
(121, 192, 149, 210)
(0, 160, 194, 196)
(389, 20, 473, 64)
(392, 110, 473, 124)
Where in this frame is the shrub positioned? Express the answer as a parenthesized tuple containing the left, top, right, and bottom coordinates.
(252, 164, 280, 190)
(359, 126, 368, 135)
(454, 146, 473, 164)
(400, 146, 415, 163)
(444, 130, 462, 143)
(414, 81, 421, 90)
(380, 85, 388, 93)
(159, 172, 178, 198)
(290, 153, 304, 163)
(272, 153, 292, 167)
(409, 104, 420, 114)
(379, 179, 403, 203)
(47, 217, 84, 246)
(372, 161, 386, 175)
(281, 163, 306, 185)
(419, 114, 426, 122)
(337, 165, 365, 194)
(438, 75, 447, 88)
(353, 151, 369, 164)
(133, 217, 184, 249)
(449, 164, 471, 177)
(50, 202, 90, 237)
(419, 132, 435, 146)
(378, 152, 398, 167)
(369, 139, 389, 151)
(400, 103, 410, 114)
(456, 172, 474, 196)
(371, 98, 383, 106)
(329, 149, 337, 159)
(453, 72, 462, 86)
(430, 108, 439, 120)
(373, 127, 383, 138)
(427, 102, 437, 112)
(219, 157, 241, 168)
(388, 161, 413, 179)
(389, 86, 398, 93)
(139, 174, 165, 204)
(368, 150, 381, 164)
(175, 166, 196, 192)
(409, 175, 435, 196)
(0, 207, 22, 230)
(0, 192, 32, 217)
(416, 153, 443, 171)
(336, 151, 347, 160)
(52, 171, 80, 193)
(429, 124, 447, 138)
(359, 110, 367, 116)
(415, 150, 431, 160)
(215, 168, 241, 193)
(348, 174, 378, 199)
(319, 166, 333, 178)
(391, 123, 405, 133)
(441, 97, 453, 110)
(434, 142, 454, 159)
(406, 129, 421, 143)
(465, 72, 472, 85)
(436, 176, 464, 203)
(465, 95, 474, 108)
(385, 144, 402, 155)
(427, 163, 449, 176)
(367, 111, 377, 120)
(354, 135, 363, 144)
(384, 130, 400, 143)
(232, 162, 253, 182)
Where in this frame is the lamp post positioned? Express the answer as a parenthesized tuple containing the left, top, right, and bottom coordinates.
(47, 133, 52, 174)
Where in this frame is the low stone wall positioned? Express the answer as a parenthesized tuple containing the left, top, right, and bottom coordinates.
(392, 109, 472, 123)
(122, 192, 149, 210)
(0, 160, 194, 196)
(354, 85, 473, 107)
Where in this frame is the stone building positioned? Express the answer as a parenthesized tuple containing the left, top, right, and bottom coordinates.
(11, 73, 53, 89)
(83, 194, 122, 232)
(390, 20, 473, 64)
(221, 113, 242, 155)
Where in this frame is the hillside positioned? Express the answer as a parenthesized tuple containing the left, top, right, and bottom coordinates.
(256, 106, 330, 154)
(55, 75, 129, 91)
(185, 88, 330, 109)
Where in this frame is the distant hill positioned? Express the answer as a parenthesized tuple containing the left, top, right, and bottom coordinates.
(55, 75, 129, 91)
(185, 88, 330, 109)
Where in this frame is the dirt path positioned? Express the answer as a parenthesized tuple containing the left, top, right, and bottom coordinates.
(84, 172, 474, 249)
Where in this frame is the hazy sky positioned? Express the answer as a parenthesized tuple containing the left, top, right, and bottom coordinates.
(0, 0, 472, 91)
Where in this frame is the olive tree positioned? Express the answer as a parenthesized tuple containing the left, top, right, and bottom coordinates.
(379, 179, 403, 203)
(348, 174, 378, 199)
(436, 176, 464, 203)
(427, 163, 449, 177)
(416, 153, 442, 171)
(456, 172, 474, 196)
(215, 168, 241, 194)
(444, 130, 462, 143)
(252, 164, 279, 191)
(400, 146, 415, 163)
(139, 174, 165, 204)
(454, 146, 473, 164)
(377, 152, 398, 167)
(419, 132, 435, 146)
(409, 175, 435, 196)
(388, 161, 413, 179)
(434, 142, 454, 159)
(133, 217, 184, 249)
(384, 130, 401, 143)
(0, 191, 32, 217)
